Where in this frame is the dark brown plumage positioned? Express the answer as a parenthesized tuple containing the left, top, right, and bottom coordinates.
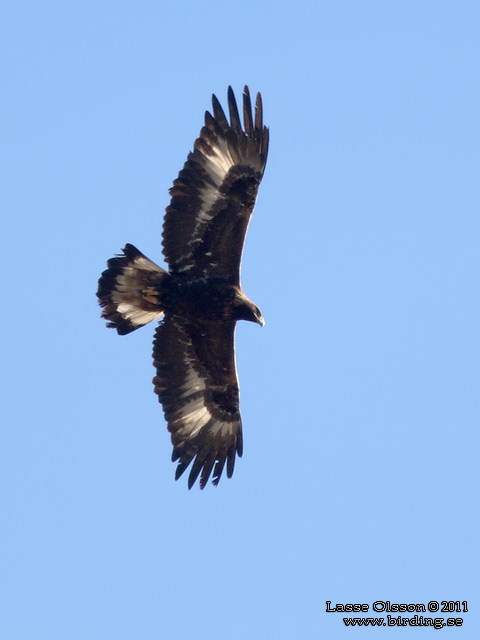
(97, 86, 269, 488)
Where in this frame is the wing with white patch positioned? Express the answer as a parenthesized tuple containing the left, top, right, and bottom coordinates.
(162, 85, 269, 284)
(153, 316, 243, 489)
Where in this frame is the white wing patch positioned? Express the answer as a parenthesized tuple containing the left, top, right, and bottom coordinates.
(166, 353, 236, 444)
(172, 403, 212, 439)
(203, 138, 235, 184)
(177, 140, 236, 268)
(171, 363, 211, 437)
(180, 366, 207, 398)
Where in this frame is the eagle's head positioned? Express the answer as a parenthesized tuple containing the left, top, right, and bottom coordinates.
(232, 289, 265, 326)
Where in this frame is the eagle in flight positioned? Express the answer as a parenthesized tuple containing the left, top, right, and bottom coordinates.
(97, 86, 269, 489)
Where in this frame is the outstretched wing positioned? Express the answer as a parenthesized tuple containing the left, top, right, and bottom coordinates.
(153, 316, 243, 489)
(162, 85, 269, 284)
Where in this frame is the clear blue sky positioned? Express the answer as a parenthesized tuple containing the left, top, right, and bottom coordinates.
(1, 1, 478, 638)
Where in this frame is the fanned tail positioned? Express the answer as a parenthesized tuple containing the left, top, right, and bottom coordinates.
(97, 244, 167, 335)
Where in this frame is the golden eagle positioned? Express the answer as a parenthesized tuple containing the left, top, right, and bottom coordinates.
(97, 86, 269, 489)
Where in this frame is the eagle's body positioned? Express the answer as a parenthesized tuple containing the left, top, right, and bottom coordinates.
(97, 86, 268, 489)
(160, 275, 261, 324)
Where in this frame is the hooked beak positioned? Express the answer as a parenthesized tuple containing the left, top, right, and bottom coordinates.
(256, 314, 265, 327)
